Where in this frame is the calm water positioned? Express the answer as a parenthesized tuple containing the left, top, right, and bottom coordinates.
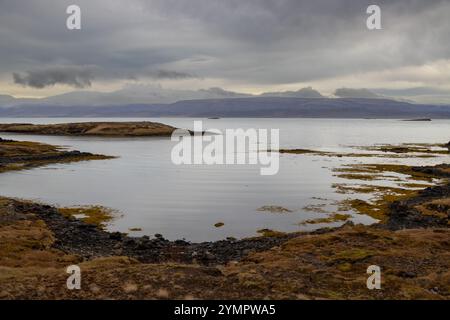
(0, 117, 449, 242)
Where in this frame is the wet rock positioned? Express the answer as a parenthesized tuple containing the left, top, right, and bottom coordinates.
(113, 249, 123, 255)
(109, 232, 122, 240)
(135, 240, 151, 250)
(124, 238, 136, 246)
(204, 251, 216, 261)
(79, 223, 96, 229)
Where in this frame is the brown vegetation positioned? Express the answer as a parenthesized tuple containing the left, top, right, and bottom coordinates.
(279, 142, 449, 159)
(0, 121, 177, 137)
(0, 138, 113, 173)
(58, 206, 117, 230)
(1, 201, 448, 299)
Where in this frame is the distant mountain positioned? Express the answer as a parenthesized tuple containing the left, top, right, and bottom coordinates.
(198, 87, 251, 98)
(0, 85, 253, 107)
(0, 85, 323, 107)
(0, 94, 36, 107)
(334, 88, 383, 99)
(0, 94, 15, 105)
(260, 87, 324, 98)
(2, 85, 450, 118)
(372, 87, 450, 105)
(2, 97, 450, 119)
(42, 85, 253, 106)
(4, 85, 450, 110)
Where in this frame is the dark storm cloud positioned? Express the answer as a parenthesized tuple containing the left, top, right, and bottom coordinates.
(0, 0, 450, 88)
(13, 66, 95, 88)
(11, 66, 195, 88)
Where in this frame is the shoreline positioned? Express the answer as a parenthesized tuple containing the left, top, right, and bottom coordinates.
(0, 137, 114, 173)
(0, 137, 449, 299)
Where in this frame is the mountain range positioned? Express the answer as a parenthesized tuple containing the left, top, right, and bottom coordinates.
(2, 86, 450, 118)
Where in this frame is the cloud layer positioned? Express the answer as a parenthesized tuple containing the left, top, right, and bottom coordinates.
(13, 66, 95, 88)
(0, 0, 450, 99)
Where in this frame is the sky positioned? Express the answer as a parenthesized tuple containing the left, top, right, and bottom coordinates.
(1, 0, 450, 102)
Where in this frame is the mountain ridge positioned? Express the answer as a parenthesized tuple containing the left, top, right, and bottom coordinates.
(1, 96, 450, 119)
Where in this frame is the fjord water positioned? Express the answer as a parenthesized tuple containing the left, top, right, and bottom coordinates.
(0, 118, 449, 242)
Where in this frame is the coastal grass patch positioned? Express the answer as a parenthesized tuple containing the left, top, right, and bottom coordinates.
(0, 139, 115, 174)
(298, 213, 352, 225)
(0, 198, 79, 269)
(278, 142, 450, 159)
(333, 163, 438, 183)
(0, 139, 60, 156)
(233, 225, 450, 299)
(337, 189, 418, 221)
(278, 148, 415, 158)
(278, 147, 442, 159)
(330, 163, 440, 220)
(58, 205, 117, 230)
(256, 228, 286, 237)
(398, 182, 435, 189)
(414, 198, 450, 223)
(357, 143, 450, 156)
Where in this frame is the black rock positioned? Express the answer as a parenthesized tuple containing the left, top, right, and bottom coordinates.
(124, 238, 136, 246)
(109, 232, 122, 240)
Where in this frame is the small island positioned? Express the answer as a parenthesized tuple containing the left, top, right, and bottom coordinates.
(0, 121, 178, 137)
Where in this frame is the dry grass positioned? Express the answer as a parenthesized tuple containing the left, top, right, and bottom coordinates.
(0, 139, 113, 173)
(0, 195, 449, 299)
(278, 142, 449, 159)
(58, 206, 117, 230)
(299, 213, 352, 225)
(331, 163, 444, 220)
(0, 122, 177, 137)
(415, 199, 450, 223)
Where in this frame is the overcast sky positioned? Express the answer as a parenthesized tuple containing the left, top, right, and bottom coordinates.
(1, 0, 450, 99)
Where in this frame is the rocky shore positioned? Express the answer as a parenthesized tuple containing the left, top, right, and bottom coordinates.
(0, 137, 449, 299)
(12, 198, 299, 265)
